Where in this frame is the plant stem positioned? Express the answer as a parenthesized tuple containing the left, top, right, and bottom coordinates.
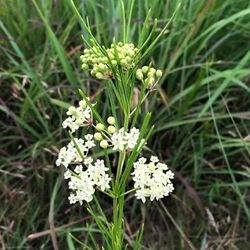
(112, 150, 126, 249)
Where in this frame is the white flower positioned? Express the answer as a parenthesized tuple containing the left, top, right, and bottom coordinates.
(111, 128, 127, 151)
(56, 138, 88, 168)
(64, 169, 71, 179)
(84, 157, 93, 166)
(111, 127, 140, 151)
(62, 117, 79, 133)
(126, 127, 140, 149)
(62, 101, 92, 133)
(63, 159, 111, 205)
(131, 157, 174, 203)
(84, 134, 95, 149)
(74, 165, 83, 174)
(87, 159, 111, 191)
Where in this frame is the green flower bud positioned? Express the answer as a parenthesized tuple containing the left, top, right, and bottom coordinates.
(84, 48, 89, 54)
(120, 59, 127, 66)
(81, 63, 89, 70)
(108, 125, 116, 134)
(68, 106, 76, 114)
(107, 116, 116, 125)
(149, 68, 156, 74)
(79, 100, 87, 108)
(94, 132, 102, 141)
(100, 140, 108, 149)
(98, 63, 106, 71)
(129, 43, 135, 49)
(102, 57, 109, 64)
(108, 52, 114, 59)
(96, 123, 105, 131)
(111, 60, 117, 66)
(146, 77, 154, 87)
(136, 70, 144, 81)
(127, 50, 135, 57)
(156, 69, 163, 78)
(142, 66, 149, 74)
(125, 56, 131, 62)
(96, 72, 104, 79)
(147, 71, 155, 78)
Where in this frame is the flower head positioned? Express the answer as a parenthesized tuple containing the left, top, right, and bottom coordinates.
(131, 156, 174, 203)
(64, 159, 111, 205)
(56, 136, 94, 168)
(62, 100, 92, 133)
(111, 127, 140, 151)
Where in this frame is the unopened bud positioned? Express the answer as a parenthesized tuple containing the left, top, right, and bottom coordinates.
(79, 100, 87, 108)
(136, 70, 144, 81)
(107, 116, 116, 125)
(100, 140, 108, 149)
(94, 132, 102, 141)
(96, 123, 105, 131)
(142, 66, 149, 74)
(108, 125, 116, 134)
(156, 69, 163, 78)
(81, 63, 89, 70)
(96, 72, 104, 79)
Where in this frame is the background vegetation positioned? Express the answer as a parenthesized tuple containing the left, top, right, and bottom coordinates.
(0, 0, 250, 249)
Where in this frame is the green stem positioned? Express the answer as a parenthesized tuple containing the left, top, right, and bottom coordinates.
(112, 150, 126, 249)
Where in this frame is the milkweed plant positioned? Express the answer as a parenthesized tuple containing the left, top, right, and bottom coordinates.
(56, 1, 179, 249)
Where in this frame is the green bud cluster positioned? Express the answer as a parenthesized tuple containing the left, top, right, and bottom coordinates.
(80, 42, 138, 80)
(136, 66, 162, 88)
(94, 116, 117, 149)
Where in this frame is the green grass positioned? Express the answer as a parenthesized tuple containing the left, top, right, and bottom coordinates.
(0, 0, 250, 249)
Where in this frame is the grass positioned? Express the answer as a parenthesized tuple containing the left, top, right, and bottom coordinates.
(0, 0, 250, 249)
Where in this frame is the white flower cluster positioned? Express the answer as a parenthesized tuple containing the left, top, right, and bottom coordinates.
(62, 100, 91, 133)
(64, 159, 111, 204)
(111, 127, 140, 151)
(56, 134, 95, 168)
(131, 156, 174, 203)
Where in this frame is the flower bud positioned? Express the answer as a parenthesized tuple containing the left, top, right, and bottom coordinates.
(102, 57, 109, 64)
(136, 70, 144, 81)
(96, 123, 105, 131)
(120, 59, 127, 66)
(81, 63, 89, 70)
(84, 48, 89, 54)
(94, 132, 102, 141)
(98, 63, 106, 71)
(149, 68, 156, 74)
(79, 100, 87, 108)
(127, 50, 135, 57)
(108, 125, 116, 134)
(111, 60, 117, 66)
(96, 72, 104, 79)
(108, 52, 114, 59)
(146, 77, 154, 87)
(67, 106, 76, 115)
(142, 66, 149, 74)
(147, 71, 155, 78)
(100, 140, 108, 149)
(107, 116, 116, 125)
(156, 69, 163, 78)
